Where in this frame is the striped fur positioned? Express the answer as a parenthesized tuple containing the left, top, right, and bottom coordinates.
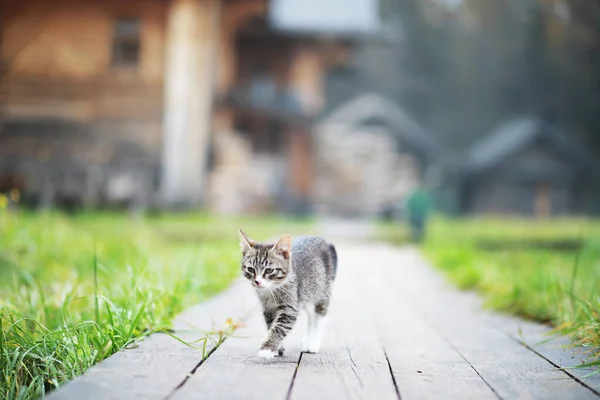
(239, 231, 337, 357)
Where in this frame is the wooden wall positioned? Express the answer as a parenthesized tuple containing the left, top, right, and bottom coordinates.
(211, 0, 348, 213)
(212, 0, 267, 133)
(465, 144, 582, 216)
(0, 0, 167, 159)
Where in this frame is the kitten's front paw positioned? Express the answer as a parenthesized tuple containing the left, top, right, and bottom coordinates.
(258, 349, 276, 359)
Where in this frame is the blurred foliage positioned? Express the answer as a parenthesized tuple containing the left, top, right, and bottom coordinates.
(0, 210, 313, 399)
(381, 0, 600, 154)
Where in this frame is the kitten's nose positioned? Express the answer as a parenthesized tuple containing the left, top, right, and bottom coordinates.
(254, 279, 261, 286)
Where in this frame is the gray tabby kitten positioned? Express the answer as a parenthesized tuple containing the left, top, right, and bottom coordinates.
(239, 230, 337, 359)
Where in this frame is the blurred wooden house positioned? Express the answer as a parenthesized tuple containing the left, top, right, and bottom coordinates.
(458, 117, 599, 217)
(314, 93, 441, 217)
(0, 0, 388, 212)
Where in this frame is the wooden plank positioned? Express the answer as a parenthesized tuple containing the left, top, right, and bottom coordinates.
(47, 280, 255, 400)
(5, 78, 164, 121)
(5, 102, 96, 121)
(46, 240, 600, 400)
(171, 298, 303, 400)
(3, 0, 166, 82)
(290, 244, 399, 400)
(383, 246, 599, 400)
(509, 319, 600, 396)
(348, 244, 496, 400)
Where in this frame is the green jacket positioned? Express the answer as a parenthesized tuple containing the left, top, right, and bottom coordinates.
(405, 189, 432, 220)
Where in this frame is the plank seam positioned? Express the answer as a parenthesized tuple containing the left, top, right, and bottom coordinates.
(508, 333, 600, 397)
(285, 352, 303, 400)
(383, 348, 402, 400)
(444, 340, 504, 400)
(404, 251, 599, 398)
(163, 304, 259, 400)
(163, 339, 224, 400)
(394, 290, 503, 400)
(347, 346, 364, 388)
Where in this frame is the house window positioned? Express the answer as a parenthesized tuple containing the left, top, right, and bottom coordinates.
(111, 17, 141, 67)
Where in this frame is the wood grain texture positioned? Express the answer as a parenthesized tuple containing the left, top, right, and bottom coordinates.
(351, 245, 497, 400)
(381, 246, 599, 400)
(510, 320, 600, 396)
(171, 307, 303, 400)
(46, 240, 600, 400)
(290, 248, 399, 400)
(46, 281, 254, 400)
(2, 0, 166, 82)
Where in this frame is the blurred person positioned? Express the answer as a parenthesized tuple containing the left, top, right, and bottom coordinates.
(404, 184, 432, 243)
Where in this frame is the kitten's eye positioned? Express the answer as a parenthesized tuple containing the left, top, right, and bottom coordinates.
(247, 267, 255, 274)
(264, 268, 274, 274)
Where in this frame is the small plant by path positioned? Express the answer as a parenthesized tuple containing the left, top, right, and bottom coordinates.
(0, 211, 313, 399)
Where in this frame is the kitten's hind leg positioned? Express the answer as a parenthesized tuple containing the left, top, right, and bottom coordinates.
(302, 301, 328, 354)
(301, 304, 315, 352)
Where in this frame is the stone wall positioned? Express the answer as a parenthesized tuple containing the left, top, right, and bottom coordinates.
(207, 130, 285, 215)
(207, 124, 422, 217)
(314, 124, 419, 217)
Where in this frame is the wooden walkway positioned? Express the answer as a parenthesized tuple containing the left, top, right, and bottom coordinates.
(48, 242, 600, 400)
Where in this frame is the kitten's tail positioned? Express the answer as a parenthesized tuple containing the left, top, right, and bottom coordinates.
(328, 244, 338, 280)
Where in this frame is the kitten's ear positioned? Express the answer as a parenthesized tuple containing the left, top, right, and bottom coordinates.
(272, 233, 292, 260)
(239, 230, 256, 252)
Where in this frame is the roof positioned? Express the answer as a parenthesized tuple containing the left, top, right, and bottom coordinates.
(318, 93, 442, 159)
(464, 116, 597, 174)
(268, 0, 381, 37)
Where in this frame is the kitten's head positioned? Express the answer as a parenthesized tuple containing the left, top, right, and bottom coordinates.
(239, 230, 292, 290)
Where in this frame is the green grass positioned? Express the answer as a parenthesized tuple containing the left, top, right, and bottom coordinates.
(0, 210, 313, 399)
(384, 217, 600, 368)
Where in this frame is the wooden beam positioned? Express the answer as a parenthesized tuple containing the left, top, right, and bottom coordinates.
(0, 0, 6, 135)
(289, 44, 324, 114)
(535, 182, 550, 218)
(160, 0, 220, 206)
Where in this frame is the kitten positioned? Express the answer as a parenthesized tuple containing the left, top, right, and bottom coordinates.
(239, 230, 337, 359)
